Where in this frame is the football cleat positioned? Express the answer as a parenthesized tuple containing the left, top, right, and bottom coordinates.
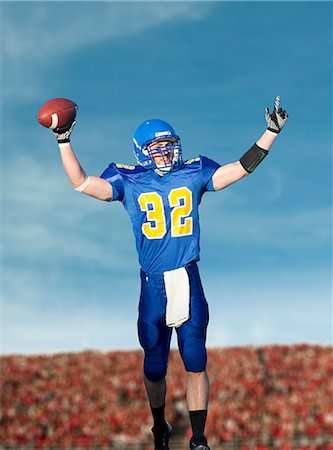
(190, 434, 211, 450)
(151, 421, 173, 450)
(133, 119, 183, 173)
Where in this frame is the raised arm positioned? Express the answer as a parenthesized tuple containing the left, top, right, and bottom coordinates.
(54, 124, 112, 201)
(212, 96, 288, 191)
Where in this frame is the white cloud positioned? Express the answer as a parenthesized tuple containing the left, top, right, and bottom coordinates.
(3, 265, 331, 355)
(2, 153, 137, 270)
(3, 3, 210, 62)
(205, 268, 332, 347)
(3, 294, 140, 355)
(200, 193, 331, 250)
(2, 2, 212, 99)
(265, 167, 284, 200)
(2, 258, 141, 355)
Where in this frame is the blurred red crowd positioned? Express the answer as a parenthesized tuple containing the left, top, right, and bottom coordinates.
(204, 345, 333, 449)
(1, 344, 332, 449)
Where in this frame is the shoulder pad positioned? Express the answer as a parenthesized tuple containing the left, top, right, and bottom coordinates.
(115, 163, 136, 170)
(184, 157, 201, 165)
(113, 163, 146, 175)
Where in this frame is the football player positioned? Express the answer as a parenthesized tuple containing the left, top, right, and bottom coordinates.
(51, 97, 288, 450)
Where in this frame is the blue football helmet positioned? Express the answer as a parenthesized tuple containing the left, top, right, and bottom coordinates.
(133, 119, 183, 172)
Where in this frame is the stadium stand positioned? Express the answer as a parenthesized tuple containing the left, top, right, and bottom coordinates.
(0, 345, 332, 449)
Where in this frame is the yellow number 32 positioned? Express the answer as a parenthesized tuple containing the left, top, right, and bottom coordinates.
(138, 187, 193, 240)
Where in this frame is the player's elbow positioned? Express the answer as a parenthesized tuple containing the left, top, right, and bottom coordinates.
(73, 176, 91, 193)
(236, 161, 250, 177)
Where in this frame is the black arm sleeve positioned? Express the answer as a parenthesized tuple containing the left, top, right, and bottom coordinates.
(239, 143, 269, 173)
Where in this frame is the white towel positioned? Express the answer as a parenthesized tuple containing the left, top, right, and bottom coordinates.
(164, 267, 190, 328)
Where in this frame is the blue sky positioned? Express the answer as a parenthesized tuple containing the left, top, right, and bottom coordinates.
(1, 1, 332, 354)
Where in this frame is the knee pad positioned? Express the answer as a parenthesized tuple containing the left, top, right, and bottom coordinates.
(138, 321, 171, 382)
(144, 353, 168, 382)
(181, 337, 207, 372)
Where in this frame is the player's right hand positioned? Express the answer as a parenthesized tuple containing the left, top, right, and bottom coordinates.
(53, 121, 76, 144)
(265, 96, 288, 133)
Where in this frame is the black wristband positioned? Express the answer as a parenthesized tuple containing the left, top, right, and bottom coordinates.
(239, 143, 268, 173)
(267, 126, 279, 134)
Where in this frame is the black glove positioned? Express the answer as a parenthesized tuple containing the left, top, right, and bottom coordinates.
(265, 96, 288, 134)
(53, 121, 76, 144)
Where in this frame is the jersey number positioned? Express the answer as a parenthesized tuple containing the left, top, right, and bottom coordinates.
(138, 187, 193, 239)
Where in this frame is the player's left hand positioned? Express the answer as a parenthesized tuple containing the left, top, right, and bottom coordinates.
(265, 96, 288, 133)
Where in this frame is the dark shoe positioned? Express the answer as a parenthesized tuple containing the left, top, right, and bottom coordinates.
(152, 421, 173, 450)
(190, 434, 211, 450)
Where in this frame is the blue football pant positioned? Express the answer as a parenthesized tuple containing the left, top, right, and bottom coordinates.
(137, 262, 209, 382)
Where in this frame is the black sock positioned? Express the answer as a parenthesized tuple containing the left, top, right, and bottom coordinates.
(189, 409, 207, 437)
(151, 404, 166, 433)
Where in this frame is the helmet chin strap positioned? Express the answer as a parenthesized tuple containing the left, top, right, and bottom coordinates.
(154, 168, 168, 176)
(153, 156, 173, 175)
(154, 164, 172, 175)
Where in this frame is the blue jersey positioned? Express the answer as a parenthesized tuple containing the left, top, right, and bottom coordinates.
(100, 156, 220, 273)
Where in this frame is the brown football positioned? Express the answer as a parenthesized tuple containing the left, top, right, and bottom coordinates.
(37, 98, 77, 129)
